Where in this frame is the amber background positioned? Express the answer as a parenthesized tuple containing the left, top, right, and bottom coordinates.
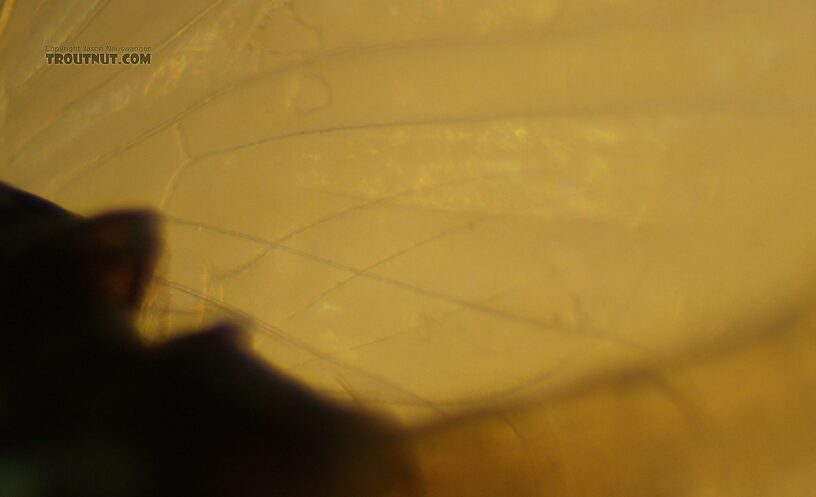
(1, 1, 815, 495)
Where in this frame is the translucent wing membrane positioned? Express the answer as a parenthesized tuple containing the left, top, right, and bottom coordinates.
(1, 1, 815, 496)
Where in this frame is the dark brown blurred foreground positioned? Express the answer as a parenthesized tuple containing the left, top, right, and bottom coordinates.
(0, 182, 414, 497)
(2, 1, 816, 495)
(3, 181, 816, 496)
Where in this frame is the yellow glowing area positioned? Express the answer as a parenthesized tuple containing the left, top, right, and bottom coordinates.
(1, 0, 816, 495)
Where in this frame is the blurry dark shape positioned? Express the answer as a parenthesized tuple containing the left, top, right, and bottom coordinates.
(3, 176, 816, 497)
(0, 182, 416, 497)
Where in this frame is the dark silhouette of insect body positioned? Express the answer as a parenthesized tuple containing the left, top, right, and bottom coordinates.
(0, 182, 417, 497)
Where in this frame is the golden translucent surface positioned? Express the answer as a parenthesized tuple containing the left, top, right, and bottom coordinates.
(1, 0, 816, 495)
(408, 310, 816, 496)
